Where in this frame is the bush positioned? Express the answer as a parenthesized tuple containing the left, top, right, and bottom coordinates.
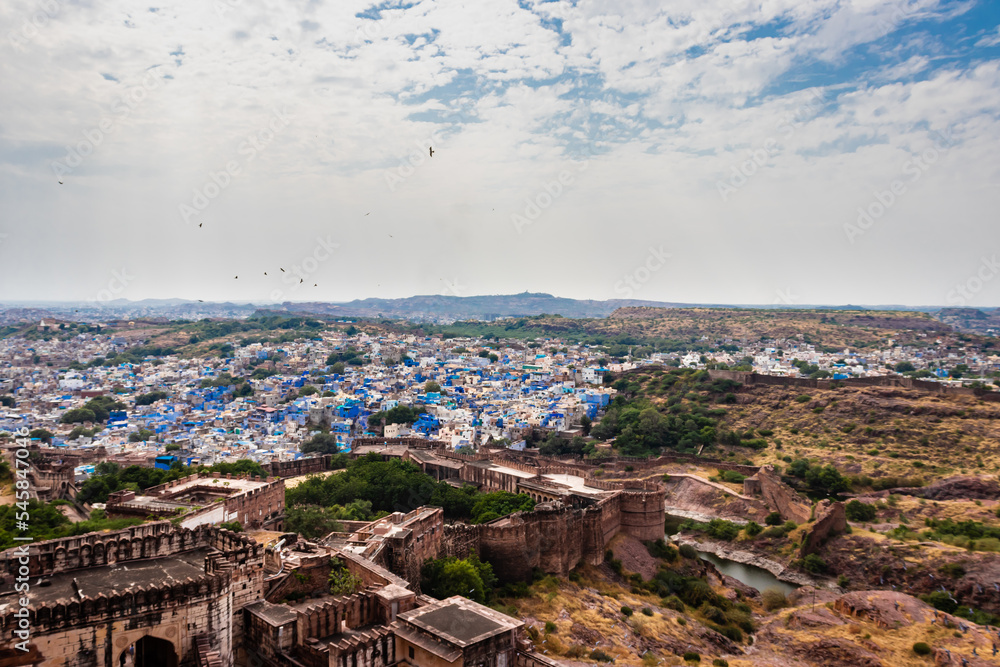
(621, 605, 633, 617)
(765, 512, 783, 526)
(744, 521, 762, 538)
(682, 652, 701, 663)
(795, 394, 812, 403)
(845, 500, 877, 522)
(939, 563, 965, 578)
(544, 621, 556, 634)
(662, 595, 685, 612)
(679, 544, 698, 559)
(641, 607, 653, 616)
(713, 660, 729, 667)
(647, 538, 678, 561)
(720, 470, 746, 484)
(912, 642, 932, 656)
(803, 554, 827, 573)
(759, 526, 788, 539)
(590, 649, 613, 662)
(762, 589, 788, 611)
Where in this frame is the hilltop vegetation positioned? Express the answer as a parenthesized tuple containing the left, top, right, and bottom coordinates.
(603, 366, 1000, 481)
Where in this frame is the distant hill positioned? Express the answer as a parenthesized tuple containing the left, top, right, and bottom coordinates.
(0, 294, 994, 327)
(268, 293, 687, 321)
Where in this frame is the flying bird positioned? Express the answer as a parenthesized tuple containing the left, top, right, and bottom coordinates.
(264, 272, 268, 275)
(299, 278, 304, 283)
(365, 212, 370, 216)
(58, 181, 63, 185)
(429, 147, 434, 157)
(199, 223, 203, 228)
(280, 268, 285, 272)
(234, 276, 238, 279)
(198, 300, 204, 303)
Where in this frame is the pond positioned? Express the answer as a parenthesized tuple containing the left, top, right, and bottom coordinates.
(698, 550, 799, 596)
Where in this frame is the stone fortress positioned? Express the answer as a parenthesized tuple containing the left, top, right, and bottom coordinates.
(0, 440, 818, 667)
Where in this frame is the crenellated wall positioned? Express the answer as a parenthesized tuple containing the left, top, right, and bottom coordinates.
(0, 521, 262, 580)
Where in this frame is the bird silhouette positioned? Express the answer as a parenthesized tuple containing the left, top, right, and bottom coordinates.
(313, 283, 317, 287)
(280, 268, 285, 272)
(365, 212, 370, 216)
(58, 181, 63, 185)
(299, 278, 303, 283)
(264, 272, 268, 275)
(429, 147, 434, 157)
(199, 223, 203, 228)
(198, 300, 204, 303)
(234, 276, 238, 279)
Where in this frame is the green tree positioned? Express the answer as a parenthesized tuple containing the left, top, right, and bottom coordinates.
(425, 381, 442, 394)
(328, 557, 364, 596)
(421, 554, 496, 604)
(845, 500, 877, 522)
(135, 391, 168, 406)
(470, 492, 535, 524)
(301, 433, 341, 455)
(29, 428, 53, 443)
(61, 408, 97, 424)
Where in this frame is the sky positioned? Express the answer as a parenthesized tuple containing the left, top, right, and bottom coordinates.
(1, 0, 999, 308)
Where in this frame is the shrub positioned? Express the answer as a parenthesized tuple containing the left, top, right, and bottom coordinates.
(744, 521, 762, 538)
(762, 589, 788, 611)
(760, 526, 788, 539)
(682, 652, 701, 663)
(677, 617, 687, 625)
(845, 500, 877, 522)
(662, 595, 686, 612)
(641, 607, 653, 616)
(939, 563, 965, 578)
(621, 605, 633, 616)
(565, 646, 587, 659)
(765, 512, 783, 526)
(648, 538, 679, 561)
(720, 470, 746, 484)
(803, 554, 827, 573)
(544, 621, 556, 634)
(590, 649, 613, 662)
(679, 544, 698, 559)
(713, 660, 729, 667)
(912, 642, 932, 656)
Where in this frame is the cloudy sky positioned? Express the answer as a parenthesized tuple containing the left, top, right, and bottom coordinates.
(1, 0, 999, 307)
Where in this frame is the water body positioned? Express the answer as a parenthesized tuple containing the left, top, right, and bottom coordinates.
(698, 551, 799, 596)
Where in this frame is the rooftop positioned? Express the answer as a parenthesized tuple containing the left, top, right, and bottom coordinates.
(399, 595, 522, 647)
(28, 547, 210, 606)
